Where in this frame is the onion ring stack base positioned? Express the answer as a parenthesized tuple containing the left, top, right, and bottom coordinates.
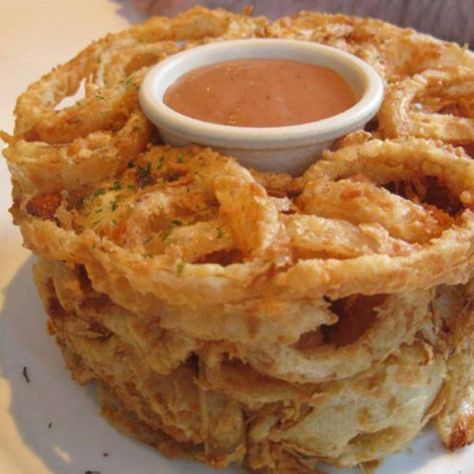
(33, 257, 474, 472)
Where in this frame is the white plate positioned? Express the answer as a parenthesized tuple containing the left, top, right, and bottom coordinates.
(0, 1, 472, 473)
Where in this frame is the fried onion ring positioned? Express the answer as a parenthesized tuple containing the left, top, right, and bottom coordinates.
(278, 139, 474, 299)
(242, 290, 431, 384)
(379, 66, 474, 145)
(268, 12, 474, 83)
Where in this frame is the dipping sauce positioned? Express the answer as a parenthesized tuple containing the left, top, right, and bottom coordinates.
(164, 58, 356, 127)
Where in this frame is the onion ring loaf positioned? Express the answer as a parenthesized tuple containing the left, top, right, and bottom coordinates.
(3, 6, 474, 474)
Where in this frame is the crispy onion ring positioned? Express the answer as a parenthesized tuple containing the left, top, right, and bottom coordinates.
(203, 339, 445, 467)
(242, 290, 432, 384)
(260, 342, 445, 467)
(4, 111, 152, 197)
(266, 11, 395, 80)
(379, 66, 474, 145)
(430, 282, 474, 450)
(277, 139, 474, 299)
(268, 11, 474, 83)
(380, 31, 474, 82)
(200, 344, 315, 406)
(15, 47, 153, 144)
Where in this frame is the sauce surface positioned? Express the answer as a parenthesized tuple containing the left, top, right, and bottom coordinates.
(164, 59, 356, 127)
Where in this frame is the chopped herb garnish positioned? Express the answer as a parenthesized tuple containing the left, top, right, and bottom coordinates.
(119, 77, 134, 89)
(159, 221, 183, 240)
(216, 226, 224, 239)
(110, 200, 118, 212)
(95, 94, 106, 101)
(93, 188, 106, 197)
(143, 235, 154, 245)
(22, 366, 30, 383)
(176, 260, 186, 276)
(157, 156, 165, 170)
(138, 162, 152, 178)
(160, 229, 172, 241)
(112, 219, 118, 226)
(111, 180, 122, 191)
(92, 219, 101, 227)
(137, 162, 154, 187)
(94, 207, 103, 214)
(127, 184, 135, 190)
(177, 154, 185, 164)
(127, 161, 136, 169)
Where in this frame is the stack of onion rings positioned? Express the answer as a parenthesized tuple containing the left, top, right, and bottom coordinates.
(3, 6, 474, 474)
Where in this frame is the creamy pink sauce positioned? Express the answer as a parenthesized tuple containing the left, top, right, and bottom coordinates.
(164, 58, 356, 127)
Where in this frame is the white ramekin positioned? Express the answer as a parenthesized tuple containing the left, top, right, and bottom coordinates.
(139, 39, 384, 175)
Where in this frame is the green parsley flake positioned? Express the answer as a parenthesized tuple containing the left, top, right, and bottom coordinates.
(119, 77, 134, 89)
(110, 200, 118, 212)
(176, 260, 186, 276)
(112, 181, 122, 191)
(177, 154, 185, 164)
(216, 226, 224, 239)
(93, 188, 106, 197)
(160, 229, 172, 241)
(138, 162, 152, 178)
(171, 219, 183, 227)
